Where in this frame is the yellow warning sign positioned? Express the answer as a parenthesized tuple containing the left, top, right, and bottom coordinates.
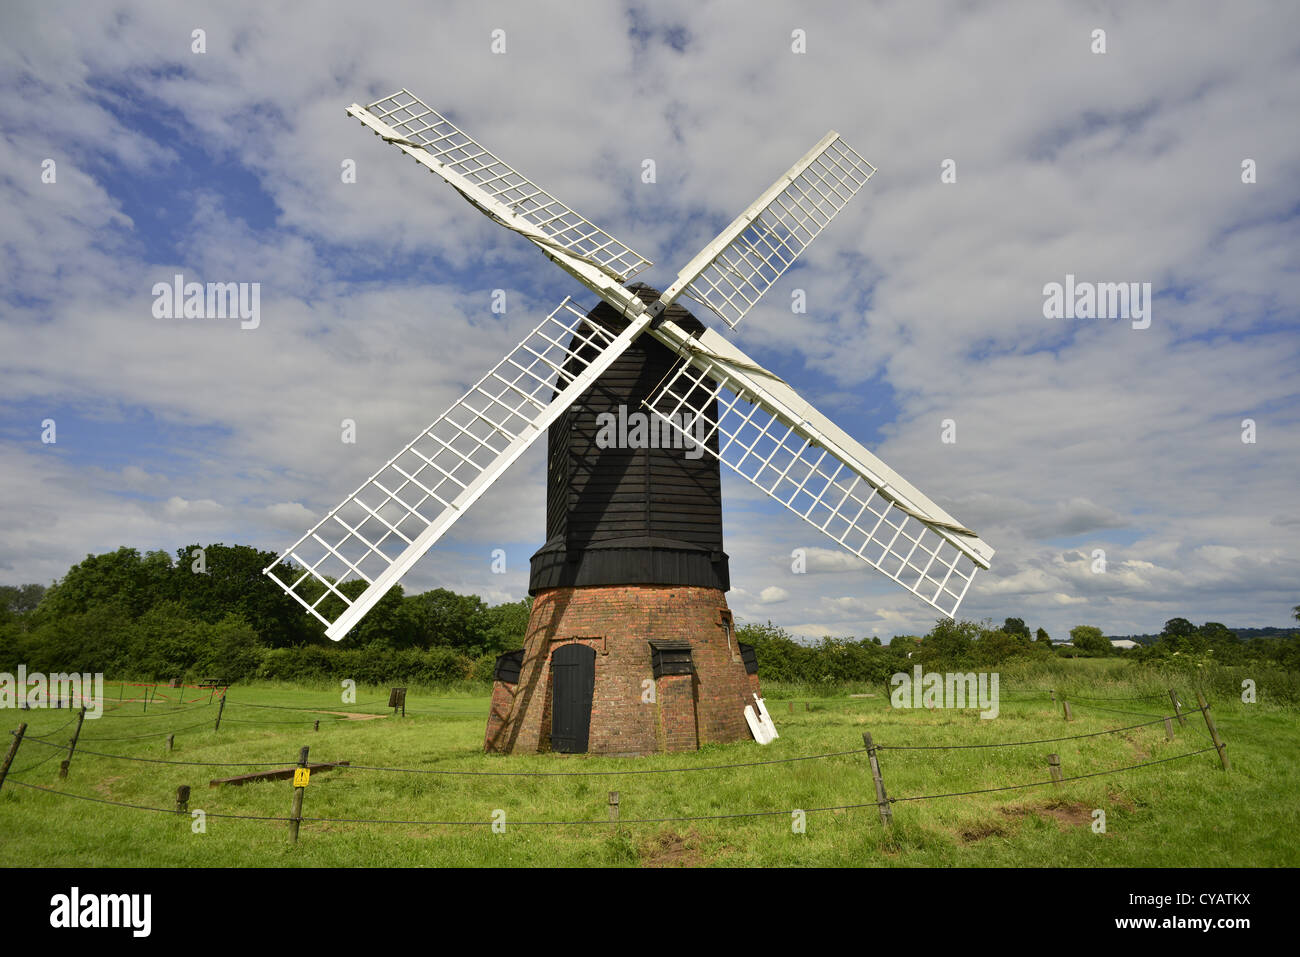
(293, 767, 311, 787)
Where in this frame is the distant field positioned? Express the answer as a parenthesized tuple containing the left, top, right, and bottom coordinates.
(1, 670, 1296, 867)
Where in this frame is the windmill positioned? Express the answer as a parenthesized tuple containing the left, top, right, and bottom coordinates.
(263, 89, 994, 755)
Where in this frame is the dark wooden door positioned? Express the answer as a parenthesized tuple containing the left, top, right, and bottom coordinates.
(551, 643, 596, 753)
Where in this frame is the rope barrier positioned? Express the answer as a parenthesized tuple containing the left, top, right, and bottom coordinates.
(875, 711, 1196, 750)
(5, 778, 876, 826)
(13, 733, 865, 775)
(1065, 701, 1171, 719)
(5, 694, 1225, 833)
(223, 699, 388, 713)
(7, 747, 1220, 827)
(338, 747, 867, 777)
(20, 715, 80, 740)
(299, 803, 877, 826)
(888, 747, 1218, 803)
(218, 715, 347, 726)
(17, 737, 299, 768)
(79, 720, 214, 743)
(8, 745, 65, 776)
(100, 702, 211, 720)
(4, 780, 291, 820)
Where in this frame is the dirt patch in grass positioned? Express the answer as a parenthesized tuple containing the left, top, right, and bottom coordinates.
(1106, 790, 1136, 812)
(92, 775, 124, 796)
(639, 828, 705, 867)
(959, 820, 1012, 843)
(1001, 799, 1095, 828)
(1120, 732, 1150, 761)
(1037, 800, 1095, 827)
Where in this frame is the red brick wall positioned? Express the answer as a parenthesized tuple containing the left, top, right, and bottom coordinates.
(483, 680, 516, 752)
(483, 584, 755, 755)
(657, 673, 699, 752)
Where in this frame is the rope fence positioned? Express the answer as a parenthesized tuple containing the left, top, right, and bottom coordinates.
(875, 708, 1202, 750)
(887, 747, 1219, 803)
(1, 685, 1233, 839)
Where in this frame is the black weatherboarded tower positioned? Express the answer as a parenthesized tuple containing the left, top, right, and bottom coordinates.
(529, 283, 730, 594)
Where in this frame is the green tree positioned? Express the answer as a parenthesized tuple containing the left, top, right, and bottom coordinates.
(37, 547, 173, 621)
(1198, 621, 1241, 663)
(483, 597, 533, 655)
(405, 588, 492, 655)
(1069, 625, 1110, 656)
(171, 543, 322, 647)
(1035, 626, 1053, 646)
(0, 583, 46, 617)
(915, 618, 981, 668)
(1160, 617, 1206, 654)
(736, 621, 810, 682)
(1002, 617, 1031, 640)
(973, 628, 1035, 666)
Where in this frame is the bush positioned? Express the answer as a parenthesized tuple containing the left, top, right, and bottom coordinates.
(255, 644, 474, 685)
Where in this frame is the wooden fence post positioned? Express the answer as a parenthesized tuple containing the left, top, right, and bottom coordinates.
(214, 695, 226, 732)
(1169, 689, 1186, 727)
(1163, 717, 1174, 741)
(175, 785, 190, 813)
(1050, 689, 1057, 705)
(1061, 699, 1073, 722)
(167, 734, 175, 752)
(862, 732, 893, 827)
(1048, 753, 1062, 785)
(313, 720, 320, 732)
(608, 791, 620, 829)
(289, 746, 309, 843)
(0, 723, 28, 792)
(59, 706, 87, 779)
(1196, 691, 1229, 771)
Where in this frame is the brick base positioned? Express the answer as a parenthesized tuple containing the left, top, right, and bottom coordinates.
(483, 584, 760, 755)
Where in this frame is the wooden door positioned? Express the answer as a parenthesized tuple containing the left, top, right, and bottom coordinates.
(550, 643, 596, 753)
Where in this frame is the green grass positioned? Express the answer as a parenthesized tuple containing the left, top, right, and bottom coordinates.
(2, 675, 1296, 867)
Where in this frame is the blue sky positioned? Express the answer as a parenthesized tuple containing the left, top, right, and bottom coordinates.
(1, 0, 1298, 642)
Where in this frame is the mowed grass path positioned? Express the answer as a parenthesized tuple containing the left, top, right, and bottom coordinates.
(1, 680, 1296, 867)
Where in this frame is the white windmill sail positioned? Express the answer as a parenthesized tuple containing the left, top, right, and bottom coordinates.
(658, 132, 876, 328)
(348, 90, 652, 315)
(642, 322, 993, 618)
(265, 299, 654, 639)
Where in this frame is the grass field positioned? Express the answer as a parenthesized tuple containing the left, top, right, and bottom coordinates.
(2, 668, 1297, 867)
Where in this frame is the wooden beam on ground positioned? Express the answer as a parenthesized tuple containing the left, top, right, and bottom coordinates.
(208, 761, 350, 788)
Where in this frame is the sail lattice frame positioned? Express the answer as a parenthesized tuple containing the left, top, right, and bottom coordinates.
(362, 90, 652, 282)
(644, 349, 983, 617)
(265, 298, 645, 638)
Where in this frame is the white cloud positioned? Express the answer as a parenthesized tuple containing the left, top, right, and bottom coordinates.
(0, 0, 1297, 643)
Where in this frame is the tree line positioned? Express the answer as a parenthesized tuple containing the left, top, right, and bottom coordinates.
(739, 613, 1300, 685)
(2, 544, 1296, 686)
(0, 544, 531, 683)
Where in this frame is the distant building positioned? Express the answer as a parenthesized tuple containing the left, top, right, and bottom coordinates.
(1110, 639, 1139, 650)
